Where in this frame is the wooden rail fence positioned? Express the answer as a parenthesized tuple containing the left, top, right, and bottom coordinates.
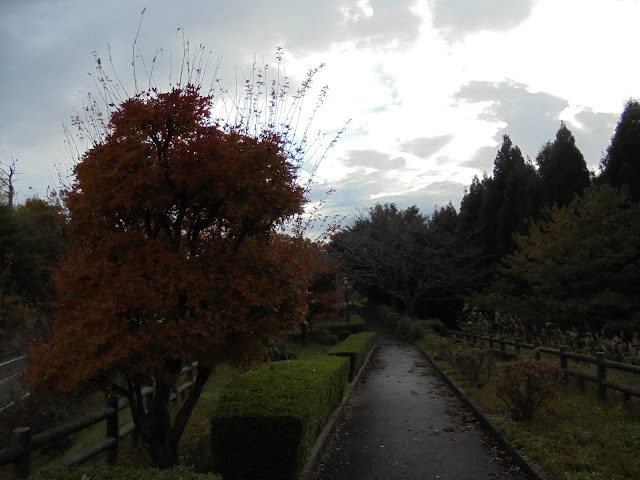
(450, 330, 640, 407)
(0, 363, 198, 479)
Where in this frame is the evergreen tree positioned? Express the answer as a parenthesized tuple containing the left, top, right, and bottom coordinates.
(496, 185, 640, 334)
(458, 136, 539, 280)
(490, 135, 539, 260)
(537, 122, 590, 209)
(458, 174, 488, 234)
(600, 99, 640, 201)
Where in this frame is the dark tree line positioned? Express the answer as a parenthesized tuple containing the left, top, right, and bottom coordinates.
(332, 203, 477, 320)
(0, 192, 68, 353)
(332, 100, 640, 334)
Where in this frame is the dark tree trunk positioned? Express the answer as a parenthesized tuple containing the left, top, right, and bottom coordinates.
(143, 382, 176, 468)
(120, 364, 212, 469)
(301, 321, 308, 346)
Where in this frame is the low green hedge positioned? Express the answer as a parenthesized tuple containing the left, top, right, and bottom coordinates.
(210, 356, 350, 480)
(328, 331, 376, 382)
(32, 466, 222, 480)
(319, 314, 366, 339)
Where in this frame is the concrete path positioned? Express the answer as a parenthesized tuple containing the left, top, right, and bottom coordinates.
(311, 311, 526, 480)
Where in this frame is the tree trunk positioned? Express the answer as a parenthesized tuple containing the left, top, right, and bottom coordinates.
(301, 321, 308, 346)
(123, 364, 212, 469)
(143, 382, 176, 468)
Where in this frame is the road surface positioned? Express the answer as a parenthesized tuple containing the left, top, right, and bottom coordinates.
(0, 355, 28, 411)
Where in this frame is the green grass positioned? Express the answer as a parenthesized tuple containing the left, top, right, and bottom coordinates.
(287, 341, 332, 360)
(418, 333, 640, 479)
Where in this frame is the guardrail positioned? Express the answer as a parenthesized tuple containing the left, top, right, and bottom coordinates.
(449, 330, 640, 407)
(0, 363, 197, 479)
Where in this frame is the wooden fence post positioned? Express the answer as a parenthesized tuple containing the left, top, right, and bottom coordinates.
(500, 337, 506, 355)
(560, 346, 569, 384)
(597, 352, 608, 400)
(145, 389, 153, 413)
(190, 365, 197, 387)
(12, 427, 31, 479)
(106, 395, 119, 465)
(172, 383, 179, 406)
(533, 341, 540, 360)
(515, 338, 521, 357)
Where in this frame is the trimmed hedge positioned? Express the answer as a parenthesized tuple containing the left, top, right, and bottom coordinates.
(328, 331, 376, 382)
(320, 314, 366, 339)
(32, 466, 222, 480)
(210, 356, 350, 480)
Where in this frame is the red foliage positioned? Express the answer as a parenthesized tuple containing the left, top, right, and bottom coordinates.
(24, 86, 329, 466)
(495, 359, 563, 420)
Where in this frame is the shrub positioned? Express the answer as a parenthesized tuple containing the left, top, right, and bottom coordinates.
(434, 341, 455, 363)
(417, 318, 447, 336)
(453, 346, 495, 388)
(307, 327, 339, 345)
(495, 359, 563, 420)
(32, 466, 222, 480)
(320, 315, 366, 339)
(328, 331, 376, 381)
(210, 356, 349, 480)
(374, 305, 445, 339)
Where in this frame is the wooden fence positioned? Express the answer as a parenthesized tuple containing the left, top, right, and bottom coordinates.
(450, 330, 640, 407)
(0, 363, 198, 479)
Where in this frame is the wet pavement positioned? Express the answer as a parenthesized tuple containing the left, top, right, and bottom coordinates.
(310, 311, 526, 480)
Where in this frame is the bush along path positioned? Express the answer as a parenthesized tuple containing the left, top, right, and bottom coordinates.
(310, 308, 526, 480)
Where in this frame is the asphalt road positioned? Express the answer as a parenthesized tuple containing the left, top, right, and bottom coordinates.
(0, 355, 28, 410)
(311, 313, 526, 480)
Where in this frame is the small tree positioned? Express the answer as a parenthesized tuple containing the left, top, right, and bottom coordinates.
(0, 158, 17, 207)
(25, 85, 326, 467)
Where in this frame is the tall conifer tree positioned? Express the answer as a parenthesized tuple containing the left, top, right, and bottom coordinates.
(537, 122, 590, 209)
(600, 99, 640, 201)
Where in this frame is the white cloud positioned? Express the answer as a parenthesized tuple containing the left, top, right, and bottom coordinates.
(1, 0, 639, 215)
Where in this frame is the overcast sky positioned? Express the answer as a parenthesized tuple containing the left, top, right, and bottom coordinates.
(1, 0, 639, 219)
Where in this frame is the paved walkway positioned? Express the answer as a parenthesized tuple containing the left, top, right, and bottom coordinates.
(311, 310, 526, 480)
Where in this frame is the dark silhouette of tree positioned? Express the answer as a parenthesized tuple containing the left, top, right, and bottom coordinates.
(0, 196, 68, 351)
(332, 202, 478, 323)
(536, 122, 590, 209)
(458, 136, 539, 276)
(0, 159, 17, 207)
(599, 99, 640, 201)
(491, 135, 540, 259)
(332, 203, 426, 313)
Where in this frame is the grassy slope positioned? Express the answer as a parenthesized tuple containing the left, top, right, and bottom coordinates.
(418, 334, 640, 480)
(2, 340, 333, 477)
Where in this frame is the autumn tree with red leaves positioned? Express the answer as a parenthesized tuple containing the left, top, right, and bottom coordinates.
(25, 84, 332, 467)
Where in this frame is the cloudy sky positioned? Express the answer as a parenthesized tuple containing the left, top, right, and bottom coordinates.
(1, 0, 639, 219)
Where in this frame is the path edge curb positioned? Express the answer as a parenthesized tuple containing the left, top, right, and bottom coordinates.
(415, 343, 552, 480)
(300, 344, 378, 480)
